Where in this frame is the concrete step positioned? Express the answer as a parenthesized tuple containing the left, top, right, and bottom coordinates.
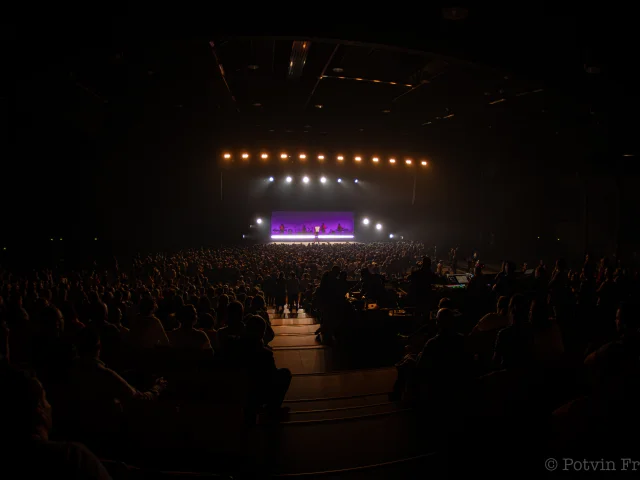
(284, 401, 403, 423)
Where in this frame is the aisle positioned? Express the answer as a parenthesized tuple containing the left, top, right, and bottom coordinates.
(248, 306, 442, 476)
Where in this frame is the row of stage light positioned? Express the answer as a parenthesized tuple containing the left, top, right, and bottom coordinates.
(223, 152, 428, 167)
(266, 176, 358, 184)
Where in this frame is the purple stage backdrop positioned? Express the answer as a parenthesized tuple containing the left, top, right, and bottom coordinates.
(271, 211, 354, 237)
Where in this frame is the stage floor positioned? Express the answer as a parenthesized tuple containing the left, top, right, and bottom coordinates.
(271, 241, 358, 245)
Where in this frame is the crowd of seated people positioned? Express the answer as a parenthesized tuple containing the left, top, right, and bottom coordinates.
(1, 242, 638, 473)
(392, 254, 640, 462)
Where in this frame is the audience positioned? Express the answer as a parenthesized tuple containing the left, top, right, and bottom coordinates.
(0, 241, 638, 474)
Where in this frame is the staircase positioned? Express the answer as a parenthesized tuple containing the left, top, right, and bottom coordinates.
(246, 308, 444, 477)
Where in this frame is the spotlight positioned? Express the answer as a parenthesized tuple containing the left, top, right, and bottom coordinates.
(389, 158, 396, 164)
(362, 218, 370, 225)
(241, 153, 249, 159)
(299, 154, 307, 159)
(223, 153, 231, 159)
(269, 176, 274, 182)
(280, 153, 288, 159)
(389, 234, 394, 239)
(354, 179, 359, 183)
(375, 223, 382, 230)
(405, 159, 412, 165)
(372, 157, 379, 162)
(421, 160, 428, 166)
(302, 176, 309, 183)
(318, 155, 325, 160)
(256, 218, 263, 224)
(260, 153, 268, 159)
(337, 155, 344, 161)
(337, 178, 342, 183)
(320, 176, 327, 183)
(355, 156, 362, 162)
(286, 176, 292, 183)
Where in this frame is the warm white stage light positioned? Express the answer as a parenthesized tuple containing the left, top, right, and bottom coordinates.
(299, 154, 307, 159)
(269, 177, 274, 182)
(286, 176, 293, 183)
(223, 153, 231, 159)
(256, 218, 263, 224)
(354, 179, 359, 183)
(302, 176, 310, 183)
(389, 158, 396, 163)
(405, 159, 412, 165)
(389, 234, 394, 239)
(372, 157, 379, 162)
(280, 153, 288, 159)
(355, 156, 362, 162)
(337, 178, 342, 183)
(241, 153, 249, 159)
(376, 223, 383, 230)
(362, 218, 370, 225)
(261, 153, 268, 159)
(337, 155, 344, 161)
(320, 176, 327, 183)
(318, 155, 325, 160)
(421, 160, 428, 166)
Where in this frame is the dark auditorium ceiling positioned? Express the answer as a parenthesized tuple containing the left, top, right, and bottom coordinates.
(10, 7, 616, 166)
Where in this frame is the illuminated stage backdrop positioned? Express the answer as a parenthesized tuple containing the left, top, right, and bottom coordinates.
(270, 211, 355, 240)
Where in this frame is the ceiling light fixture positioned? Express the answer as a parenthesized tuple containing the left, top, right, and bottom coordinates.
(223, 153, 231, 159)
(421, 160, 428, 166)
(389, 158, 396, 164)
(372, 157, 379, 162)
(318, 155, 325, 160)
(405, 159, 412, 165)
(260, 153, 268, 159)
(241, 153, 249, 159)
(280, 153, 288, 159)
(299, 154, 307, 159)
(355, 156, 362, 162)
(337, 155, 344, 161)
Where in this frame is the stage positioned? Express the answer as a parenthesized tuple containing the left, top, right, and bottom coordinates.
(270, 241, 358, 245)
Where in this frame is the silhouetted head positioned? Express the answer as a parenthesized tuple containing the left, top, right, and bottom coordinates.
(37, 307, 64, 337)
(245, 314, 266, 342)
(139, 297, 157, 316)
(0, 368, 52, 440)
(496, 296, 509, 315)
(508, 294, 529, 326)
(435, 308, 456, 333)
(178, 304, 198, 328)
(227, 301, 244, 326)
(617, 302, 640, 334)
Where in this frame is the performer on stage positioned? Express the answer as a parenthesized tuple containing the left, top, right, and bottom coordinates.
(301, 225, 307, 233)
(279, 224, 285, 234)
(337, 223, 343, 233)
(320, 223, 327, 234)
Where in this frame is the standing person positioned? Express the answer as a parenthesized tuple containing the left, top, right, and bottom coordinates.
(274, 273, 287, 315)
(286, 272, 300, 312)
(243, 315, 292, 422)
